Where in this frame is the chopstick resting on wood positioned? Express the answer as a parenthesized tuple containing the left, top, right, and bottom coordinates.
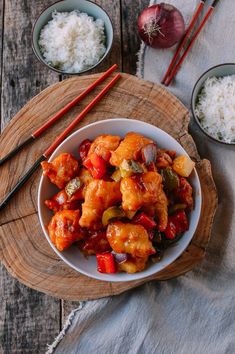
(161, 0, 207, 85)
(0, 64, 118, 166)
(164, 0, 220, 86)
(0, 73, 121, 212)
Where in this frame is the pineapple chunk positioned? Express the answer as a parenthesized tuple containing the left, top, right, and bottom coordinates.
(172, 155, 195, 177)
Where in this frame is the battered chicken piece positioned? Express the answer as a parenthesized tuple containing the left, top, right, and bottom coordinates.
(107, 221, 155, 257)
(121, 171, 168, 230)
(88, 134, 121, 161)
(41, 153, 79, 189)
(120, 172, 163, 211)
(48, 210, 84, 251)
(110, 132, 153, 167)
(79, 180, 122, 229)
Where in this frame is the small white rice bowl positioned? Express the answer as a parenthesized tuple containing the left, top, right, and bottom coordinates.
(39, 10, 106, 73)
(195, 75, 235, 144)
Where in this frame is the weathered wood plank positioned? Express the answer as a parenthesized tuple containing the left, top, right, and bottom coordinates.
(0, 1, 61, 353)
(121, 0, 149, 74)
(0, 0, 4, 124)
(0, 266, 60, 354)
(1, 0, 58, 130)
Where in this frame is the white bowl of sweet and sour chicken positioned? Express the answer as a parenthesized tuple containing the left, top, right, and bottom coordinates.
(38, 119, 201, 282)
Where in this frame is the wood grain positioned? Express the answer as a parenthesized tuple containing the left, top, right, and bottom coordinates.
(1, 0, 58, 129)
(0, 73, 217, 301)
(0, 0, 3, 95)
(0, 1, 60, 353)
(0, 266, 60, 354)
(121, 0, 149, 73)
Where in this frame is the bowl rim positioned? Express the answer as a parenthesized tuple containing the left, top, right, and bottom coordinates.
(191, 62, 235, 146)
(32, 0, 114, 75)
(38, 118, 202, 282)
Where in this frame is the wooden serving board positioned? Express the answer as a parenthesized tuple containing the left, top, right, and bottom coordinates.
(0, 73, 217, 301)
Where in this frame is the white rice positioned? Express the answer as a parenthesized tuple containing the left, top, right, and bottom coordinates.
(39, 10, 106, 73)
(195, 75, 235, 143)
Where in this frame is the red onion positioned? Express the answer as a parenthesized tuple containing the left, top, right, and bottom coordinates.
(112, 252, 128, 264)
(141, 143, 157, 165)
(138, 3, 185, 49)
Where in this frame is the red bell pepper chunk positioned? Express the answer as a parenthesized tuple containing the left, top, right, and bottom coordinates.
(174, 210, 189, 232)
(90, 153, 107, 179)
(83, 153, 107, 179)
(96, 253, 117, 273)
(133, 212, 157, 230)
(79, 139, 92, 161)
(164, 220, 177, 239)
(164, 210, 189, 239)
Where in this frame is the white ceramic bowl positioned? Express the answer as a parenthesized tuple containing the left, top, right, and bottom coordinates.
(38, 118, 202, 282)
(32, 0, 113, 75)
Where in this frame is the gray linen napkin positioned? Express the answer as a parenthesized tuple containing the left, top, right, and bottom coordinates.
(47, 1, 235, 353)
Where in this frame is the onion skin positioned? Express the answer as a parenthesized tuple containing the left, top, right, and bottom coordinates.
(138, 3, 185, 49)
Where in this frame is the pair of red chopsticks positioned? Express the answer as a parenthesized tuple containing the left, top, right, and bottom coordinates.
(0, 64, 120, 211)
(162, 0, 220, 86)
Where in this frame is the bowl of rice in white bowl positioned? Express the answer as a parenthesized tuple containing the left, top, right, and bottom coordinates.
(191, 63, 235, 145)
(32, 0, 113, 74)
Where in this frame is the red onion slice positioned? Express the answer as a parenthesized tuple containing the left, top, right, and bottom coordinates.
(141, 143, 157, 164)
(112, 252, 128, 264)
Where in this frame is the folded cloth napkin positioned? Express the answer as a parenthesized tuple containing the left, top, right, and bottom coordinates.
(46, 1, 235, 353)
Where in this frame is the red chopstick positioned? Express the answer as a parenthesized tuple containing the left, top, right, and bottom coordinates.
(0, 64, 118, 167)
(164, 0, 220, 86)
(44, 74, 121, 157)
(161, 0, 206, 84)
(33, 64, 118, 138)
(0, 73, 121, 211)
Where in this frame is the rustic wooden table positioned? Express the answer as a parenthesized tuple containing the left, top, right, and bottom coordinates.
(0, 1, 149, 352)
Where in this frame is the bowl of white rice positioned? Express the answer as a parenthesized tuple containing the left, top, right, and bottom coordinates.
(32, 0, 113, 74)
(191, 63, 235, 145)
